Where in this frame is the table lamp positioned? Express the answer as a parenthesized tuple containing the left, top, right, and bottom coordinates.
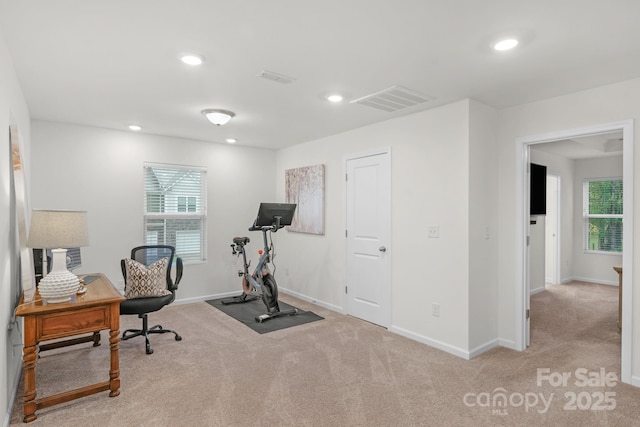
(26, 210, 89, 303)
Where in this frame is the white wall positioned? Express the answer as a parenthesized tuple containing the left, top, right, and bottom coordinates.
(530, 149, 575, 283)
(572, 156, 623, 285)
(0, 30, 31, 427)
(497, 77, 640, 383)
(468, 100, 499, 352)
(275, 99, 498, 357)
(30, 121, 276, 302)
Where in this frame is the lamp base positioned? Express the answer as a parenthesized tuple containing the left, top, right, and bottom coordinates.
(38, 249, 79, 303)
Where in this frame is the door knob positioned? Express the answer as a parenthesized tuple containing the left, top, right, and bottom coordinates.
(379, 246, 387, 252)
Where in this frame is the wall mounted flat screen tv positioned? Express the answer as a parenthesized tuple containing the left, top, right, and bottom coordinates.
(530, 163, 547, 215)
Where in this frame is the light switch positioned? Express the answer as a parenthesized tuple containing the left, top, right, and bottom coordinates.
(428, 226, 440, 238)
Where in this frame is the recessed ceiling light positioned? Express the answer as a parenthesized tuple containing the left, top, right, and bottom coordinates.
(225, 138, 237, 144)
(494, 38, 519, 51)
(327, 94, 344, 103)
(180, 54, 205, 66)
(128, 125, 142, 131)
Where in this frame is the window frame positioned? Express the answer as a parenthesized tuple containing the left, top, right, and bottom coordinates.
(583, 177, 623, 255)
(143, 162, 207, 263)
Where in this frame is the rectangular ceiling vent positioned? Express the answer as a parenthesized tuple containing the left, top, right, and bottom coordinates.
(256, 70, 297, 84)
(350, 85, 435, 112)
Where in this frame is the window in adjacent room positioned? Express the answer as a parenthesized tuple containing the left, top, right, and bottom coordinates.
(583, 178, 622, 253)
(144, 162, 207, 262)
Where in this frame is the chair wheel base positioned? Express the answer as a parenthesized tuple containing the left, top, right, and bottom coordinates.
(121, 313, 181, 354)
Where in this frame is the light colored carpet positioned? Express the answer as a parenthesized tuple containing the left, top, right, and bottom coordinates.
(10, 281, 640, 426)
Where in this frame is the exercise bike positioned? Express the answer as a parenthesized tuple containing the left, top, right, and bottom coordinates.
(222, 203, 298, 323)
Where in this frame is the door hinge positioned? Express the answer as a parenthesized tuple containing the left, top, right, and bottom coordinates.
(526, 235, 530, 246)
(526, 309, 530, 319)
(345, 173, 348, 181)
(345, 285, 348, 294)
(345, 229, 348, 237)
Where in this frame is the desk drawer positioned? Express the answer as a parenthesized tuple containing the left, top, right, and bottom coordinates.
(38, 306, 110, 341)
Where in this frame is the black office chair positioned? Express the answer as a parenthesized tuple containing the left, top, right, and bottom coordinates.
(120, 245, 183, 354)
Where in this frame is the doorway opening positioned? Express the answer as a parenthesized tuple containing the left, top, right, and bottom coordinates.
(515, 120, 634, 384)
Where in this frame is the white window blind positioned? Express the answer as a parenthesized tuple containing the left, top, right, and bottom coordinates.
(583, 178, 622, 253)
(144, 163, 207, 262)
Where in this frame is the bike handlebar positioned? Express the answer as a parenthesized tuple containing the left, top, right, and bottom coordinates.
(248, 224, 284, 232)
(248, 216, 285, 232)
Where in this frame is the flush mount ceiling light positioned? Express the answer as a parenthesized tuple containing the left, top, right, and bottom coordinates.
(128, 124, 142, 131)
(201, 109, 235, 126)
(327, 94, 344, 103)
(225, 138, 237, 144)
(180, 53, 205, 66)
(493, 38, 519, 51)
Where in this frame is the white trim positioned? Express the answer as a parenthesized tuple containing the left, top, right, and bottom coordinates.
(469, 339, 500, 359)
(530, 287, 546, 295)
(279, 287, 345, 314)
(498, 338, 517, 350)
(564, 276, 618, 287)
(515, 119, 634, 385)
(389, 325, 471, 360)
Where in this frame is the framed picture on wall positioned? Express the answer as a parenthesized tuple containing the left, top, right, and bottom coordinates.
(10, 124, 36, 302)
(285, 164, 325, 235)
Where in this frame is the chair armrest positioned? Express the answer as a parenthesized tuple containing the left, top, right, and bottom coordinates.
(173, 257, 183, 289)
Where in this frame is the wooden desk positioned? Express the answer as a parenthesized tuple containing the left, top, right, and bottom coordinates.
(613, 265, 622, 330)
(15, 273, 125, 423)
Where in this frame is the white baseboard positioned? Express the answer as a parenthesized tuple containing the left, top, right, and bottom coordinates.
(469, 339, 500, 359)
(630, 375, 640, 388)
(498, 338, 518, 351)
(563, 276, 618, 286)
(279, 287, 345, 314)
(530, 287, 546, 295)
(389, 325, 471, 360)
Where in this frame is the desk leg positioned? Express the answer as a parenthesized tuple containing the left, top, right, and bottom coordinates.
(22, 318, 38, 423)
(109, 303, 121, 397)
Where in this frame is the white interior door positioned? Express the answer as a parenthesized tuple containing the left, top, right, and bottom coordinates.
(545, 174, 560, 285)
(345, 150, 391, 327)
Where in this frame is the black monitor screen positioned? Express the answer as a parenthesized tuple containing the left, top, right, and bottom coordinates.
(530, 163, 547, 215)
(254, 203, 297, 227)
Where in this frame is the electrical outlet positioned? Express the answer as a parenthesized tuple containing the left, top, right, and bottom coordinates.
(428, 226, 440, 238)
(432, 303, 440, 317)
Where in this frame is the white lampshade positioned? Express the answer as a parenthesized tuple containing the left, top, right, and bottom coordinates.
(27, 210, 89, 303)
(201, 109, 235, 126)
(27, 210, 89, 248)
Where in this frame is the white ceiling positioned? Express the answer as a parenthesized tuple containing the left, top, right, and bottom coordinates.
(2, 1, 640, 150)
(532, 131, 624, 160)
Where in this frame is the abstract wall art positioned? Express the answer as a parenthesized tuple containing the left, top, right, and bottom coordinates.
(285, 164, 324, 235)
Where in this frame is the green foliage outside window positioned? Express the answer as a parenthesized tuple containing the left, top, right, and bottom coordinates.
(586, 180, 622, 252)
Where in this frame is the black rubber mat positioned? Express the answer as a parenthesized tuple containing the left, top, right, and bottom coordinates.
(206, 296, 323, 334)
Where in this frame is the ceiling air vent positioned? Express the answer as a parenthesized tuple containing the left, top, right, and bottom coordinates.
(256, 70, 297, 84)
(351, 85, 435, 112)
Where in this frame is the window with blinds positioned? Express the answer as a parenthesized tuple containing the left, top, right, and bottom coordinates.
(144, 163, 207, 262)
(583, 178, 622, 253)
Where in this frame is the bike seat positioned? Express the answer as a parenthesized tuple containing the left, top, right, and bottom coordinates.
(233, 237, 250, 246)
